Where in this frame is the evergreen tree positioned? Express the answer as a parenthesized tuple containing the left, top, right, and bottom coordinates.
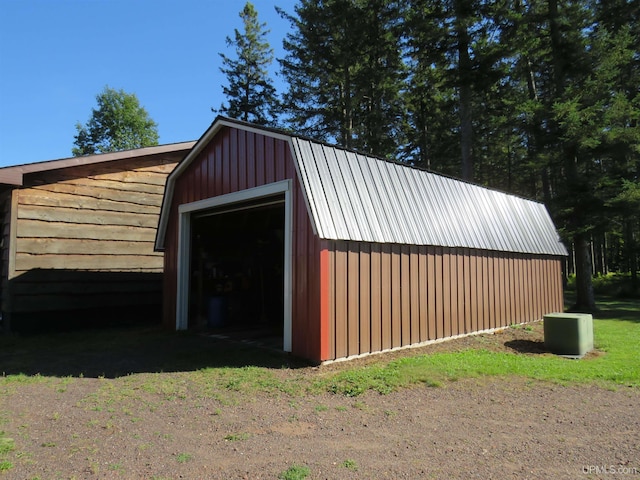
(72, 86, 158, 156)
(278, 0, 405, 157)
(217, 2, 280, 126)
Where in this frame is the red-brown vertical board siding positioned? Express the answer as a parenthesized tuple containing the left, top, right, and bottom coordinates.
(494, 252, 501, 328)
(390, 244, 402, 348)
(457, 252, 465, 334)
(381, 244, 392, 350)
(293, 186, 309, 356)
(229, 129, 238, 192)
(538, 258, 545, 316)
(514, 255, 522, 323)
(469, 252, 478, 333)
(519, 256, 527, 324)
(418, 246, 428, 341)
(347, 245, 360, 356)
(531, 257, 538, 319)
(434, 247, 444, 338)
(474, 250, 484, 330)
(409, 246, 420, 344)
(504, 253, 513, 325)
(319, 243, 330, 361)
(427, 246, 437, 340)
(442, 248, 452, 337)
(334, 243, 348, 359)
(370, 244, 382, 353)
(545, 259, 553, 313)
(200, 153, 207, 199)
(487, 252, 497, 328)
(511, 255, 519, 324)
(359, 243, 371, 354)
(449, 249, 458, 336)
(556, 259, 564, 311)
(549, 259, 557, 312)
(520, 255, 528, 323)
(401, 245, 411, 346)
(500, 256, 508, 327)
(482, 252, 491, 330)
(265, 139, 275, 184)
(236, 130, 246, 190)
(463, 249, 472, 333)
(328, 246, 336, 360)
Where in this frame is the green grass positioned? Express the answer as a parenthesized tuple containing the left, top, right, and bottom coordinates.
(324, 297, 639, 395)
(176, 452, 192, 463)
(0, 432, 15, 473)
(0, 296, 637, 402)
(278, 464, 310, 480)
(342, 459, 358, 471)
(223, 432, 250, 441)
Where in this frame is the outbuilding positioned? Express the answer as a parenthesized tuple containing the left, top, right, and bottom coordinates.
(0, 142, 195, 332)
(155, 117, 567, 364)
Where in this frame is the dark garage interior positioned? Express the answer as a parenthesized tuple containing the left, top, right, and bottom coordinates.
(189, 196, 285, 345)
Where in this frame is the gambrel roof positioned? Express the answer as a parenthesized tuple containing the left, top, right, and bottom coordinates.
(156, 117, 567, 257)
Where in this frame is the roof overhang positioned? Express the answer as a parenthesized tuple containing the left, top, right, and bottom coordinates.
(0, 141, 196, 187)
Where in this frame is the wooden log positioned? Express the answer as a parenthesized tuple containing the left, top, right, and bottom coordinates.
(18, 204, 159, 228)
(15, 253, 163, 271)
(17, 219, 158, 242)
(17, 238, 158, 256)
(35, 174, 166, 195)
(31, 183, 163, 207)
(19, 190, 159, 214)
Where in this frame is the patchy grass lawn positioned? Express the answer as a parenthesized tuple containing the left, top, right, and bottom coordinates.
(0, 295, 637, 478)
(1, 296, 638, 397)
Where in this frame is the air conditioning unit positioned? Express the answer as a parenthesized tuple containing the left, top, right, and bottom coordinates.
(543, 313, 594, 357)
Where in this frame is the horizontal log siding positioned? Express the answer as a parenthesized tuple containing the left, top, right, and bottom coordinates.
(8, 156, 179, 313)
(325, 241, 564, 360)
(0, 190, 12, 324)
(163, 128, 322, 362)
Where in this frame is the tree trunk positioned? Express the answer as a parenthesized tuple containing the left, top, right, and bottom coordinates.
(625, 219, 638, 291)
(572, 233, 597, 312)
(455, 0, 474, 181)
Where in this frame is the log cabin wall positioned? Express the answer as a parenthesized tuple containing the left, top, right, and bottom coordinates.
(0, 189, 12, 330)
(323, 240, 564, 361)
(4, 153, 184, 330)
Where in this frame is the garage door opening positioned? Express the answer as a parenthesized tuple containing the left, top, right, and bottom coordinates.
(188, 196, 285, 347)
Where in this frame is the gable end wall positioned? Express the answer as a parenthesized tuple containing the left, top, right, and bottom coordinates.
(162, 127, 323, 362)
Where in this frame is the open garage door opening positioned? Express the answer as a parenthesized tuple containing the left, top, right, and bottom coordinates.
(188, 196, 285, 349)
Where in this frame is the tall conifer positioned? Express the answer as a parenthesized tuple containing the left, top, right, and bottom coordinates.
(218, 2, 280, 126)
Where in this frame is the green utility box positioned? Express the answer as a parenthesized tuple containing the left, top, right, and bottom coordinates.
(543, 313, 594, 357)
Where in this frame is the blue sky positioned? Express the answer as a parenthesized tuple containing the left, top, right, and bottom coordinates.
(0, 0, 297, 167)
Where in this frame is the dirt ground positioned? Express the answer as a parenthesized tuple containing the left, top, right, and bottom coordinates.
(1, 324, 639, 480)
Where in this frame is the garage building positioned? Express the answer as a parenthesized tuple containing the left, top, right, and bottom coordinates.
(155, 117, 567, 363)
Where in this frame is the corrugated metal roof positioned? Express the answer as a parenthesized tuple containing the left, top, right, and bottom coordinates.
(155, 117, 567, 257)
(290, 137, 568, 256)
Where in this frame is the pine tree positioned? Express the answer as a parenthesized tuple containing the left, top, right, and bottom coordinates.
(217, 2, 280, 126)
(278, 0, 405, 157)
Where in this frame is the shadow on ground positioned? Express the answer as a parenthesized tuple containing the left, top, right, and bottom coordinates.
(504, 339, 549, 354)
(0, 327, 310, 379)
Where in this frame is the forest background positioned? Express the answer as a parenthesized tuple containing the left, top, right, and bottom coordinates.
(74, 0, 640, 312)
